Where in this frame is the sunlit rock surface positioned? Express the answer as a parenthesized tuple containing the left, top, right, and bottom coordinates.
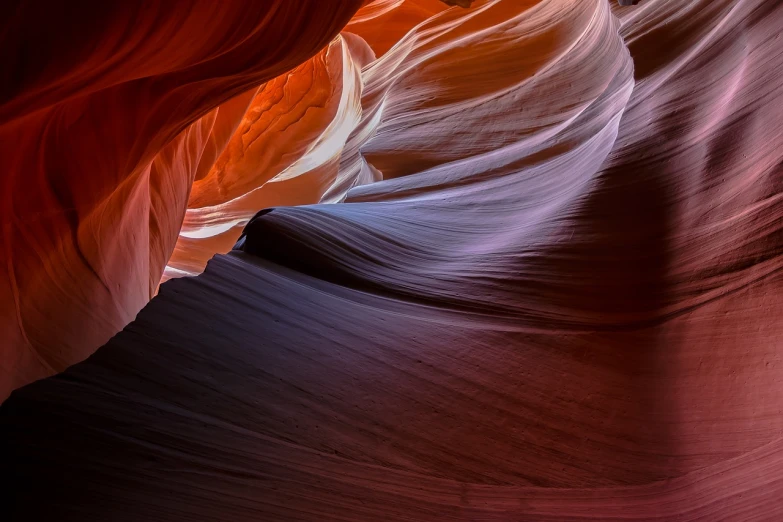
(164, 34, 372, 280)
(3, 0, 783, 519)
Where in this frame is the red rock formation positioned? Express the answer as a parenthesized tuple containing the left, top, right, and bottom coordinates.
(0, 0, 364, 400)
(346, 0, 450, 57)
(3, 0, 783, 520)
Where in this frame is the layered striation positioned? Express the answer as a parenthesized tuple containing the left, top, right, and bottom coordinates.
(0, 0, 364, 399)
(3, 0, 783, 520)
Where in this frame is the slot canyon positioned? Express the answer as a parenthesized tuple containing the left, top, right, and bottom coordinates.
(2, 0, 783, 519)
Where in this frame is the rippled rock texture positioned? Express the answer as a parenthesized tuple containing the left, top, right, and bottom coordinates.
(2, 0, 783, 520)
(0, 0, 364, 399)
